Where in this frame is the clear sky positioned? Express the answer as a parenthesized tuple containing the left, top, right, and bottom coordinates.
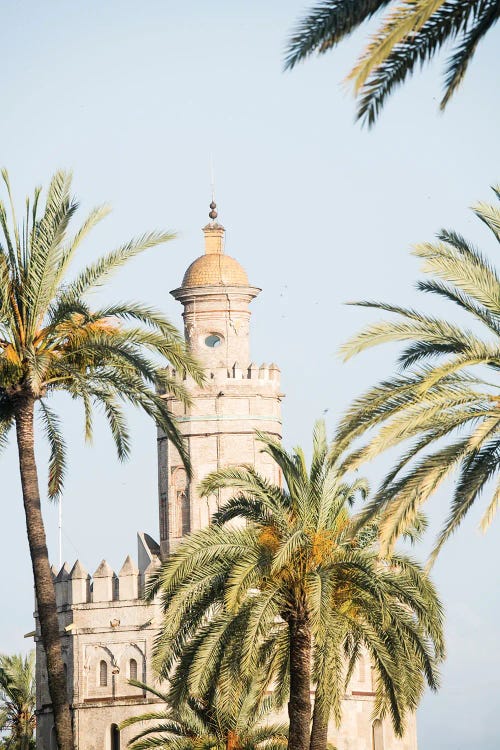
(1, 2, 498, 748)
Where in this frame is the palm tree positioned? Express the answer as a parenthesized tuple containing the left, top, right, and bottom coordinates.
(148, 422, 444, 750)
(0, 652, 36, 750)
(285, 0, 500, 125)
(120, 677, 288, 750)
(336, 186, 500, 562)
(0, 170, 204, 750)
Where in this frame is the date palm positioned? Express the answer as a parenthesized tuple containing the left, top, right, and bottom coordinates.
(0, 652, 36, 750)
(285, 0, 500, 125)
(120, 677, 288, 750)
(336, 186, 500, 562)
(148, 422, 444, 750)
(0, 170, 203, 750)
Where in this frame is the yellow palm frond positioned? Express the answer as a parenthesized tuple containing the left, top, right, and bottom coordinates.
(347, 0, 446, 92)
(479, 480, 500, 533)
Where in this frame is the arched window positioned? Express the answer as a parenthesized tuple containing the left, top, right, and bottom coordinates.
(111, 723, 120, 750)
(171, 468, 189, 538)
(372, 719, 384, 750)
(129, 658, 138, 681)
(99, 660, 108, 687)
(180, 491, 190, 536)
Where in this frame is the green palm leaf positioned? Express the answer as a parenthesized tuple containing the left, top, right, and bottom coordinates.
(338, 185, 500, 559)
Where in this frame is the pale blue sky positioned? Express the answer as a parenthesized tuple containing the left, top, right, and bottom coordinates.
(1, 2, 499, 748)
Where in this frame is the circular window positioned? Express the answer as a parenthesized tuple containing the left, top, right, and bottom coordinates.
(205, 334, 222, 348)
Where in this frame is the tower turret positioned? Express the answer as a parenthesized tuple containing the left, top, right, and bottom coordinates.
(157, 204, 283, 558)
(171, 217, 259, 369)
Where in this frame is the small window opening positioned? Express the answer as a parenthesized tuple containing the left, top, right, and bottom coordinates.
(129, 658, 138, 681)
(205, 334, 222, 348)
(99, 660, 108, 687)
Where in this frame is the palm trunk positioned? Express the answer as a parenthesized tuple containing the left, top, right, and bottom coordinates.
(14, 396, 73, 750)
(288, 613, 312, 750)
(309, 702, 329, 750)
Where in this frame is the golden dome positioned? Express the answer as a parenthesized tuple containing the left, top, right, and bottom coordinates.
(182, 253, 249, 288)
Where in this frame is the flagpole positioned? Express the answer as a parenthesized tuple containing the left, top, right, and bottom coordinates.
(58, 496, 62, 568)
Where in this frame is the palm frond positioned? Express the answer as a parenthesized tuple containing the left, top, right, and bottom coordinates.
(473, 194, 500, 243)
(440, 1, 500, 108)
(284, 0, 392, 69)
(354, 0, 486, 124)
(479, 478, 500, 532)
(38, 401, 66, 499)
(348, 0, 447, 89)
(416, 278, 500, 336)
(63, 230, 176, 300)
(429, 435, 500, 563)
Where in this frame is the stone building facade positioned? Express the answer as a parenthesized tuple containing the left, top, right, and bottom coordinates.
(35, 535, 163, 750)
(35, 209, 417, 750)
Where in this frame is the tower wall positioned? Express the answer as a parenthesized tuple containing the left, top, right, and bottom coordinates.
(180, 286, 259, 368)
(35, 535, 164, 750)
(158, 362, 282, 557)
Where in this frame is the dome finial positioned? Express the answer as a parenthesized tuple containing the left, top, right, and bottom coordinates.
(209, 153, 218, 222)
(209, 199, 218, 221)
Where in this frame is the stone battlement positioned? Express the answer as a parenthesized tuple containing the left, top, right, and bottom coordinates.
(165, 361, 281, 389)
(42, 533, 160, 610)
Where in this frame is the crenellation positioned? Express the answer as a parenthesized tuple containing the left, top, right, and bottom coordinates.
(161, 361, 280, 395)
(268, 362, 280, 382)
(92, 560, 115, 603)
(55, 563, 71, 609)
(47, 557, 152, 610)
(119, 555, 139, 601)
(69, 560, 91, 605)
(232, 362, 243, 379)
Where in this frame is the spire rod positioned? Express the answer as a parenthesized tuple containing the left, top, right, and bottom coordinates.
(210, 153, 215, 202)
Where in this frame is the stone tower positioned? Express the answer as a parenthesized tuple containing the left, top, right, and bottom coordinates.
(157, 210, 283, 558)
(34, 204, 417, 750)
